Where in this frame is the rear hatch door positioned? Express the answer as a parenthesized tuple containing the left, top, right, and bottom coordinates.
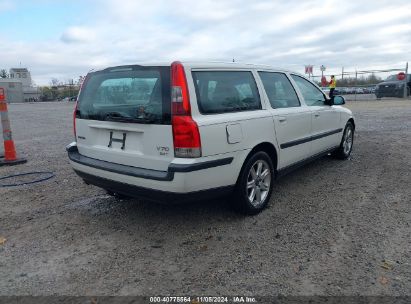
(75, 65, 173, 172)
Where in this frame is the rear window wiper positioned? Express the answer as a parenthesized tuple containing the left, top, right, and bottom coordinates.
(105, 112, 156, 123)
(105, 112, 130, 121)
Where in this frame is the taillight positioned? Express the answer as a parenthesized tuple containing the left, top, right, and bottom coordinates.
(171, 61, 201, 158)
(73, 74, 90, 140)
(172, 116, 201, 158)
(73, 101, 77, 139)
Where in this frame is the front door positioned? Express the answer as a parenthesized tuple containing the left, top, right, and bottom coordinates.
(310, 105, 341, 154)
(290, 74, 341, 155)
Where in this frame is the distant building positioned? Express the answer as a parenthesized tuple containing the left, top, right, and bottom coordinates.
(0, 78, 23, 103)
(0, 68, 41, 102)
(9, 68, 33, 87)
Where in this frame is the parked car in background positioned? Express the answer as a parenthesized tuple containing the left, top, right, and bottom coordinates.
(338, 88, 347, 95)
(343, 87, 355, 94)
(375, 74, 411, 98)
(355, 88, 364, 94)
(363, 87, 371, 94)
(321, 87, 342, 96)
(67, 61, 355, 215)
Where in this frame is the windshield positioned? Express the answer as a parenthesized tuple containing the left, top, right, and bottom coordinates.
(385, 75, 397, 81)
(77, 66, 171, 124)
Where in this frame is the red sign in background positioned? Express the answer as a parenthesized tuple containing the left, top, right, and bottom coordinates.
(397, 72, 406, 81)
(321, 76, 327, 86)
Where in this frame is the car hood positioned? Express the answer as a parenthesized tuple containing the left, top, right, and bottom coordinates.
(377, 81, 402, 86)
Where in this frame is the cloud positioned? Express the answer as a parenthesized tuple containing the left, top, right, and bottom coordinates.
(0, 0, 14, 12)
(1, 0, 411, 84)
(61, 26, 96, 44)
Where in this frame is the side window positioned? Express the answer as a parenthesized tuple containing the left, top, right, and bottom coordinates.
(291, 75, 326, 106)
(207, 81, 217, 101)
(258, 72, 300, 108)
(192, 71, 261, 114)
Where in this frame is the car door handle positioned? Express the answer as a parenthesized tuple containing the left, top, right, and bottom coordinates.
(314, 113, 320, 117)
(278, 117, 287, 123)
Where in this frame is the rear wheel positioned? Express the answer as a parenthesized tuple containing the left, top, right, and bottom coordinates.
(333, 122, 354, 159)
(232, 151, 274, 215)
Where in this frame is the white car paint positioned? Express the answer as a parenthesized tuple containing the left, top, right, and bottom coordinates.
(68, 61, 354, 197)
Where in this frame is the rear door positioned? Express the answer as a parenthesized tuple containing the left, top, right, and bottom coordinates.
(190, 69, 274, 158)
(75, 66, 173, 171)
(257, 72, 312, 169)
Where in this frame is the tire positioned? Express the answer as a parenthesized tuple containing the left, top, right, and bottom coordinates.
(232, 151, 274, 215)
(333, 122, 354, 159)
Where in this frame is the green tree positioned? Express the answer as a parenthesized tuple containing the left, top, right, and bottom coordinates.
(0, 69, 8, 78)
(39, 86, 60, 101)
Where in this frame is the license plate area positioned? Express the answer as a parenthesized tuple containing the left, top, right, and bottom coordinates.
(108, 131, 127, 150)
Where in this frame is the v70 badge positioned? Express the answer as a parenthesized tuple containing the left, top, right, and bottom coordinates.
(157, 146, 169, 156)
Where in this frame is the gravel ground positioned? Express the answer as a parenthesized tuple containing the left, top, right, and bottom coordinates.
(0, 100, 410, 296)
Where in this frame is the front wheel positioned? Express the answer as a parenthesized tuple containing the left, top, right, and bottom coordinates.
(232, 151, 274, 215)
(333, 122, 354, 159)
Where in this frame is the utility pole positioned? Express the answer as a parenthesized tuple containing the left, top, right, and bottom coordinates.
(404, 62, 409, 99)
(354, 70, 358, 102)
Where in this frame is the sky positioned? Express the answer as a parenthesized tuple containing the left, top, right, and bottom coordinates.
(1, 0, 411, 85)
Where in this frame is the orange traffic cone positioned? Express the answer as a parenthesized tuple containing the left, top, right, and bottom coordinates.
(0, 87, 27, 166)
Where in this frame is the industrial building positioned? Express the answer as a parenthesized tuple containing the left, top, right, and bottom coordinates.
(0, 68, 40, 103)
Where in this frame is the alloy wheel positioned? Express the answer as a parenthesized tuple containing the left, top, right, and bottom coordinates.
(343, 126, 353, 155)
(246, 160, 272, 207)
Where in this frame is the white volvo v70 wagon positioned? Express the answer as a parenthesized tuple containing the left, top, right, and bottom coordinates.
(67, 61, 355, 215)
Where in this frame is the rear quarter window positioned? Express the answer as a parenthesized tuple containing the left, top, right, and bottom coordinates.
(192, 71, 261, 114)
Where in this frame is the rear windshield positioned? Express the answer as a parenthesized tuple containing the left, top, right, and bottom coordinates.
(77, 66, 171, 124)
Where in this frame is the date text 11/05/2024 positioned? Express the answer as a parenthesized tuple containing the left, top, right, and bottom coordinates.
(149, 296, 257, 303)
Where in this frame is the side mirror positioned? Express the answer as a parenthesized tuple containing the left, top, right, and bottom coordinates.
(332, 95, 345, 105)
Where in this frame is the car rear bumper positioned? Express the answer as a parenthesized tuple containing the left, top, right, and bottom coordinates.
(66, 143, 237, 201)
(74, 170, 234, 203)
